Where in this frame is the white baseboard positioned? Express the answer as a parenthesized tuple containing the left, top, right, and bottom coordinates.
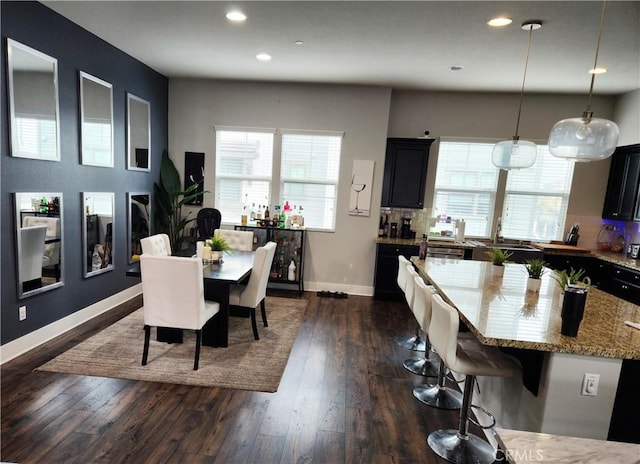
(0, 284, 142, 365)
(304, 281, 374, 297)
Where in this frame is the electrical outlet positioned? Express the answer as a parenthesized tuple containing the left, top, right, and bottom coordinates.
(581, 373, 599, 396)
(19, 306, 27, 321)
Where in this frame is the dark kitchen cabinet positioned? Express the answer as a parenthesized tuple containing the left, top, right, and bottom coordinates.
(374, 243, 419, 300)
(608, 264, 640, 305)
(602, 144, 640, 221)
(381, 138, 433, 208)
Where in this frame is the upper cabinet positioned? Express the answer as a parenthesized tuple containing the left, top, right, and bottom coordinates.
(602, 144, 640, 221)
(381, 137, 434, 208)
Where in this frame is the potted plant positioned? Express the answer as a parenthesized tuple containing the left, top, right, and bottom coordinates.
(524, 258, 547, 292)
(205, 235, 232, 261)
(552, 267, 588, 292)
(485, 247, 513, 276)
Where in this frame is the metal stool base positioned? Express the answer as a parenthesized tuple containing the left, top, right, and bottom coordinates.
(413, 384, 463, 410)
(403, 357, 438, 377)
(395, 335, 426, 352)
(427, 429, 496, 464)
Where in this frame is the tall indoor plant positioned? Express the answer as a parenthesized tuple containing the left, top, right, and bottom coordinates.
(154, 150, 208, 251)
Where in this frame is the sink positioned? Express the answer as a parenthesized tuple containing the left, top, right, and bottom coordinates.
(469, 241, 543, 263)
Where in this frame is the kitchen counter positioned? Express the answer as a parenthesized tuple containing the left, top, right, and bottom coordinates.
(375, 236, 475, 249)
(494, 428, 640, 464)
(592, 250, 640, 271)
(411, 257, 640, 359)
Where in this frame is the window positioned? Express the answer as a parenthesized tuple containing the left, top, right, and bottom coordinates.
(502, 146, 574, 241)
(15, 116, 57, 159)
(214, 127, 274, 224)
(432, 140, 499, 237)
(280, 130, 343, 231)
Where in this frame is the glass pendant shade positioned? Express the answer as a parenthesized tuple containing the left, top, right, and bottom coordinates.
(492, 138, 537, 170)
(548, 113, 619, 162)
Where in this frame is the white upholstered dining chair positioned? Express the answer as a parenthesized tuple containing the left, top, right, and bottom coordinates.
(228, 241, 277, 340)
(140, 233, 172, 256)
(139, 254, 220, 370)
(19, 225, 47, 286)
(214, 229, 254, 251)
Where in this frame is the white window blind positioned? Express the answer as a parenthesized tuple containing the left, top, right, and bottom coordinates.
(82, 121, 112, 166)
(214, 128, 274, 224)
(433, 141, 499, 238)
(281, 130, 343, 231)
(15, 116, 56, 159)
(503, 145, 574, 241)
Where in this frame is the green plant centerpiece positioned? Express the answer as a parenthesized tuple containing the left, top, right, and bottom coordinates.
(154, 150, 209, 251)
(486, 247, 513, 276)
(205, 235, 232, 262)
(486, 248, 513, 265)
(552, 267, 587, 292)
(524, 258, 547, 292)
(524, 259, 547, 279)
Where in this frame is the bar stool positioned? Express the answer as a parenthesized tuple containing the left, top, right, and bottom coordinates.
(426, 294, 521, 464)
(395, 257, 426, 352)
(403, 275, 439, 377)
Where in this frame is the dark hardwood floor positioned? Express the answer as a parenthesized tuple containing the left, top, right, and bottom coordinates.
(1, 292, 490, 463)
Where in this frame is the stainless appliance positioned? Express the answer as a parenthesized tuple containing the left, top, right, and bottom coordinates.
(630, 244, 640, 259)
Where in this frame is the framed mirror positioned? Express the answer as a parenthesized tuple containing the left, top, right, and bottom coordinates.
(82, 192, 114, 277)
(7, 39, 60, 161)
(80, 72, 114, 167)
(14, 192, 64, 299)
(127, 93, 150, 171)
(128, 192, 151, 263)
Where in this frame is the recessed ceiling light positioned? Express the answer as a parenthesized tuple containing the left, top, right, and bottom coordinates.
(589, 67, 608, 74)
(294, 40, 304, 46)
(256, 53, 272, 62)
(226, 11, 247, 22)
(450, 65, 464, 71)
(488, 17, 512, 27)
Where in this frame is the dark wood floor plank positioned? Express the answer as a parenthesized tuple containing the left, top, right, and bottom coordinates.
(1, 292, 472, 463)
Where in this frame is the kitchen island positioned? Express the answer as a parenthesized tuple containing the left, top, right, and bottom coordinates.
(411, 257, 640, 442)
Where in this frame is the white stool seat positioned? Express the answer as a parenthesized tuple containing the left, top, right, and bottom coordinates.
(403, 275, 439, 377)
(396, 261, 426, 352)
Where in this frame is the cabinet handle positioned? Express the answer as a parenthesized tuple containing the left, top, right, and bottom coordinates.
(616, 270, 621, 275)
(622, 284, 629, 290)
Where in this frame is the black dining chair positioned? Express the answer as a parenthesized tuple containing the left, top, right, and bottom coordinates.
(195, 208, 222, 241)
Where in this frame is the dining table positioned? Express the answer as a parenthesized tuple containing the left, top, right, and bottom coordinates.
(126, 250, 254, 347)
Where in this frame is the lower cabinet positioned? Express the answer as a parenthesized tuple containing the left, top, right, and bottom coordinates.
(374, 243, 419, 300)
(235, 225, 305, 294)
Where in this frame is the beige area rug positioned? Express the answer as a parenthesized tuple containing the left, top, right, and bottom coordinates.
(37, 297, 307, 392)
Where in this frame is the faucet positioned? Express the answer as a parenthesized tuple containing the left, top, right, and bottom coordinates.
(494, 217, 504, 243)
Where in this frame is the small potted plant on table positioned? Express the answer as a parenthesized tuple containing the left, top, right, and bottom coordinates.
(524, 258, 547, 292)
(205, 235, 232, 262)
(486, 247, 513, 276)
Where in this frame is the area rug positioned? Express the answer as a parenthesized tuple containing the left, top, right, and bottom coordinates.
(37, 296, 307, 392)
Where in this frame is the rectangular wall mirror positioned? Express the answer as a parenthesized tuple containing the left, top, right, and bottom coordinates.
(7, 39, 60, 161)
(80, 72, 114, 167)
(127, 93, 150, 171)
(15, 192, 64, 299)
(128, 192, 151, 263)
(83, 192, 114, 277)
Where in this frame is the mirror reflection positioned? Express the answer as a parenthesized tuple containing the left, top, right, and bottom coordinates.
(83, 192, 114, 277)
(127, 93, 150, 171)
(7, 39, 60, 161)
(15, 192, 64, 298)
(80, 72, 114, 167)
(128, 193, 151, 262)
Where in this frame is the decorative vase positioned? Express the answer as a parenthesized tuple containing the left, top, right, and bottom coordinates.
(211, 250, 223, 262)
(526, 277, 541, 292)
(492, 264, 505, 276)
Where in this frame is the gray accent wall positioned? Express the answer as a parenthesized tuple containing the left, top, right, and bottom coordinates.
(1, 1, 168, 345)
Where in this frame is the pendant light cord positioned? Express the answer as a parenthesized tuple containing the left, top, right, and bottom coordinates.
(586, 0, 608, 115)
(514, 25, 535, 139)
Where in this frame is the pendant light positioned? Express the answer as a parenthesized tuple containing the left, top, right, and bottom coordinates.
(548, 0, 619, 162)
(492, 21, 541, 170)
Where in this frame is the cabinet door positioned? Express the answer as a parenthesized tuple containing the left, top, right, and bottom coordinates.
(381, 138, 433, 208)
(602, 145, 640, 220)
(374, 243, 419, 300)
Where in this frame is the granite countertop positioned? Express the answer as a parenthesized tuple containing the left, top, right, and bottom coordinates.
(375, 237, 475, 249)
(495, 428, 640, 464)
(592, 251, 640, 271)
(411, 257, 640, 359)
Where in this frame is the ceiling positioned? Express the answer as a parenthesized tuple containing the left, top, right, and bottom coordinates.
(42, 1, 640, 95)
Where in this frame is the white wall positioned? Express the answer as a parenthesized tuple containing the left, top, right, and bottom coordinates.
(168, 79, 392, 293)
(614, 89, 640, 146)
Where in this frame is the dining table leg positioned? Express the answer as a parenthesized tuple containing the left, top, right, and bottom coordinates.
(202, 280, 229, 347)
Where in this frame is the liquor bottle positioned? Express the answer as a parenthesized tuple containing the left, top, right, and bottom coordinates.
(264, 205, 270, 220)
(283, 200, 291, 216)
(250, 203, 256, 222)
(383, 215, 389, 237)
(256, 205, 262, 220)
(279, 205, 286, 228)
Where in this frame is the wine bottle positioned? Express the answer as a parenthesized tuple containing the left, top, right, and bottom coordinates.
(378, 216, 384, 237)
(383, 215, 389, 237)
